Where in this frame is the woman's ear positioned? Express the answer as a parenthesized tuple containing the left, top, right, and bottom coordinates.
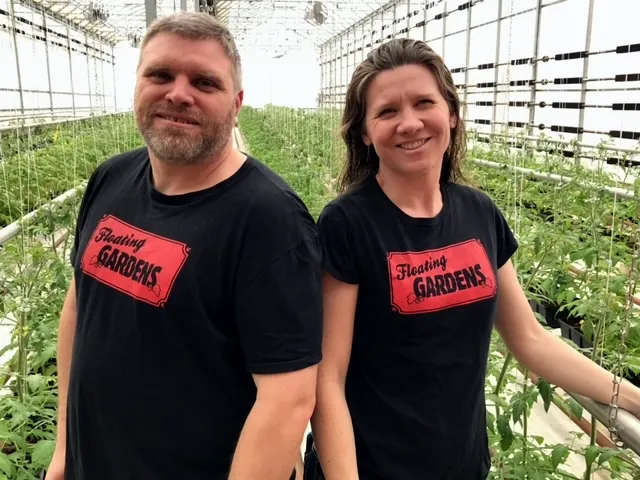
(449, 115, 457, 129)
(361, 122, 372, 146)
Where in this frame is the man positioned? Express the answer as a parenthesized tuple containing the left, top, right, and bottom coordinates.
(45, 12, 322, 480)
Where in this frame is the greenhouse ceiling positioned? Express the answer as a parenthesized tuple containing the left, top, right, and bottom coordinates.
(15, 0, 396, 49)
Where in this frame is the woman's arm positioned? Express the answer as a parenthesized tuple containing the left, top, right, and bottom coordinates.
(310, 271, 360, 480)
(494, 260, 640, 417)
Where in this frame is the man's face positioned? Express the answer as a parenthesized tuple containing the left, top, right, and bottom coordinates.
(133, 32, 243, 166)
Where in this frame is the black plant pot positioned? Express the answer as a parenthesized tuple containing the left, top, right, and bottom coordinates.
(559, 319, 572, 340)
(626, 372, 640, 388)
(571, 327, 583, 348)
(543, 303, 561, 329)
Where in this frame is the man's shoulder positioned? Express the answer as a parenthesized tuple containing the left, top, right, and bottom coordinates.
(93, 146, 148, 178)
(241, 155, 316, 227)
(79, 147, 147, 204)
(231, 155, 320, 280)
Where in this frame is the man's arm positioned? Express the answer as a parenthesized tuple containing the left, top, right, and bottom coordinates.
(231, 222, 323, 479)
(47, 277, 77, 478)
(228, 365, 317, 479)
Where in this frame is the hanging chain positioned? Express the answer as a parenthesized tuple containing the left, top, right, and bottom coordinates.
(608, 228, 639, 446)
(606, 46, 639, 445)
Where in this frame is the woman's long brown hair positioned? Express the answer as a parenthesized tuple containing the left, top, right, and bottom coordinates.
(337, 38, 467, 194)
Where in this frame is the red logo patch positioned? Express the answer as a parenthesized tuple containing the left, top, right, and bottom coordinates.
(387, 239, 496, 314)
(80, 215, 191, 307)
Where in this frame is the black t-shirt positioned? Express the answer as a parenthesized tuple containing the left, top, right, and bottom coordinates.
(65, 147, 323, 479)
(316, 176, 518, 480)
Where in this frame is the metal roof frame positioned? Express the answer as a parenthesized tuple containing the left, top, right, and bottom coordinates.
(12, 0, 395, 54)
(216, 0, 392, 50)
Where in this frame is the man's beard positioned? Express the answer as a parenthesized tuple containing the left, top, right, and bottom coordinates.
(135, 103, 236, 166)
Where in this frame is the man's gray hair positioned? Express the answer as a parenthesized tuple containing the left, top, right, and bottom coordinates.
(140, 12, 242, 92)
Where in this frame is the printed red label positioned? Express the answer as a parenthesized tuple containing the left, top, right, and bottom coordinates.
(387, 239, 496, 314)
(80, 215, 191, 308)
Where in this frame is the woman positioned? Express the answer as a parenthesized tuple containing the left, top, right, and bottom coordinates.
(310, 38, 640, 479)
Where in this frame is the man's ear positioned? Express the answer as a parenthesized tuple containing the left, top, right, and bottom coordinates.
(235, 90, 244, 114)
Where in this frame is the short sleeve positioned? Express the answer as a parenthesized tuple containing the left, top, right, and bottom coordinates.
(235, 234, 323, 375)
(316, 203, 359, 284)
(492, 201, 519, 268)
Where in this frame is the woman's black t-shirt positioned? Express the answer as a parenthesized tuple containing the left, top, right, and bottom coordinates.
(316, 176, 518, 480)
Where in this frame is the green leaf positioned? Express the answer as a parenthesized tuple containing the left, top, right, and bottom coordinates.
(582, 319, 594, 342)
(486, 411, 495, 434)
(531, 435, 544, 445)
(25, 374, 46, 393)
(512, 398, 526, 425)
(537, 379, 553, 412)
(566, 398, 583, 420)
(485, 393, 508, 408)
(584, 445, 599, 467)
(31, 439, 55, 467)
(597, 448, 619, 466)
(551, 444, 569, 470)
(0, 421, 9, 439)
(0, 452, 14, 478)
(497, 414, 513, 451)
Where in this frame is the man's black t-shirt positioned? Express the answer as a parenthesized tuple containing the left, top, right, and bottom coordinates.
(65, 147, 323, 479)
(316, 176, 518, 480)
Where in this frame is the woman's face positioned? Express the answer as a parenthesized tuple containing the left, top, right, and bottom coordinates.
(362, 64, 456, 179)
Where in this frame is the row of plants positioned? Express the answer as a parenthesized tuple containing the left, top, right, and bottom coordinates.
(237, 105, 640, 478)
(0, 113, 142, 228)
(0, 113, 145, 479)
(0, 202, 77, 480)
(466, 134, 640, 381)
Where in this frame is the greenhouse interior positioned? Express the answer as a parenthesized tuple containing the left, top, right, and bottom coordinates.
(0, 0, 639, 478)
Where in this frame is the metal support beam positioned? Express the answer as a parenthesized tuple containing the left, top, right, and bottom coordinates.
(393, 2, 397, 38)
(85, 34, 93, 112)
(491, 0, 503, 133)
(339, 34, 344, 109)
(472, 158, 635, 200)
(42, 12, 54, 114)
(462, 1, 472, 122)
(441, 0, 447, 58)
(8, 0, 24, 115)
(66, 25, 76, 116)
(111, 45, 118, 112)
(0, 186, 85, 247)
(527, 0, 543, 137)
(422, 0, 427, 43)
(100, 43, 106, 111)
(569, 392, 640, 457)
(576, 0, 596, 162)
(146, 0, 158, 26)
